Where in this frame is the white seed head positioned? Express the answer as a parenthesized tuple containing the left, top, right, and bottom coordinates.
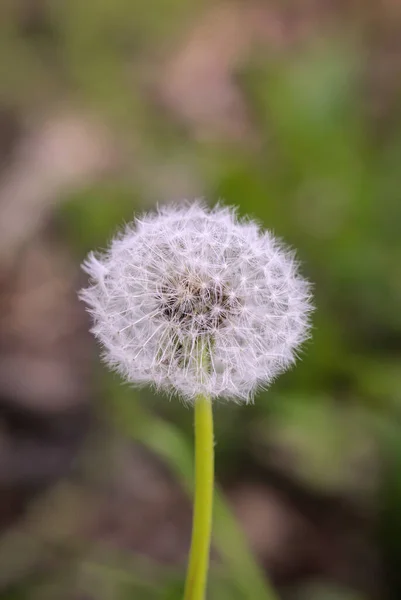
(80, 202, 313, 402)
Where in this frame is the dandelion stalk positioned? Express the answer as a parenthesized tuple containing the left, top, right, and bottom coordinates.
(184, 393, 214, 600)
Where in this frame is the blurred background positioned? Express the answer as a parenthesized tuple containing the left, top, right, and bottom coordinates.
(0, 1, 401, 599)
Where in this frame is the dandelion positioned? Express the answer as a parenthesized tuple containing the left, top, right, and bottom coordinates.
(81, 202, 312, 402)
(80, 201, 313, 600)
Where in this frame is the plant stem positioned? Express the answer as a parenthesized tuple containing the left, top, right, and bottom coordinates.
(184, 394, 214, 600)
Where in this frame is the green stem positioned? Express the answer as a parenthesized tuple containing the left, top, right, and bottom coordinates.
(184, 394, 214, 600)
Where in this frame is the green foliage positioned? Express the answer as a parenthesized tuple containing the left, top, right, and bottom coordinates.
(2, 1, 401, 597)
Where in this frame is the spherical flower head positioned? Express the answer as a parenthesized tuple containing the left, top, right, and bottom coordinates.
(80, 202, 313, 402)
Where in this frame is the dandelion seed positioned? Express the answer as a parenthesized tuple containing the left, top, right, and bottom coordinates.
(80, 201, 313, 402)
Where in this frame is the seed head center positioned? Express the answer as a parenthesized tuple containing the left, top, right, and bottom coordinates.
(157, 273, 241, 333)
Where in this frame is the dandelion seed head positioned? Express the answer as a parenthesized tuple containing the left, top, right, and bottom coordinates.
(80, 202, 313, 402)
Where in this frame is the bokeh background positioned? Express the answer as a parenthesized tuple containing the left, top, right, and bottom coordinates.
(1, 1, 401, 599)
